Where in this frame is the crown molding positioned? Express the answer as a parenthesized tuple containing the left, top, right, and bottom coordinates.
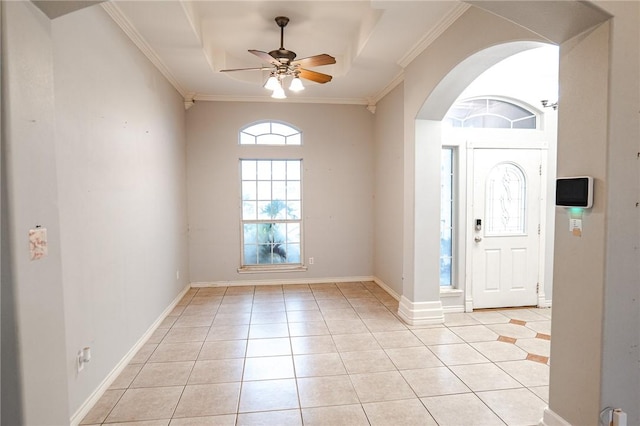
(193, 94, 369, 105)
(397, 2, 471, 68)
(101, 2, 188, 98)
(370, 71, 405, 106)
(368, 3, 469, 109)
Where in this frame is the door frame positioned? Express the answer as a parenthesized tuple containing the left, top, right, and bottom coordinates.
(463, 140, 550, 312)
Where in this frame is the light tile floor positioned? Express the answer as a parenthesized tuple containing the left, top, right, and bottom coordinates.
(81, 282, 551, 426)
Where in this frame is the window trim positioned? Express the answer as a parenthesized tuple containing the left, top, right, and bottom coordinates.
(238, 158, 304, 272)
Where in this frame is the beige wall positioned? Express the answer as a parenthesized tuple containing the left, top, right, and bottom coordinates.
(550, 22, 610, 425)
(2, 2, 69, 423)
(2, 2, 189, 422)
(372, 83, 405, 295)
(52, 5, 189, 415)
(599, 2, 640, 420)
(186, 101, 374, 284)
(2, 1, 638, 424)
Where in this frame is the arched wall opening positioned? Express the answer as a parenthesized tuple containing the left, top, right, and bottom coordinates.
(414, 43, 559, 315)
(392, 2, 639, 425)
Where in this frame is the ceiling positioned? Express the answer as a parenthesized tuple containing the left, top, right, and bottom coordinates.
(97, 1, 469, 105)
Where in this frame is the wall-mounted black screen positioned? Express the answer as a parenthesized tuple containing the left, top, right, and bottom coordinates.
(556, 177, 593, 208)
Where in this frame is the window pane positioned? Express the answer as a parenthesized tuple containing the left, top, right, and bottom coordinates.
(241, 161, 256, 179)
(513, 116, 536, 129)
(240, 133, 255, 145)
(272, 181, 286, 200)
(244, 223, 258, 243)
(286, 223, 300, 243)
(244, 244, 258, 264)
(272, 161, 287, 180)
(257, 162, 271, 180)
(242, 181, 257, 201)
(287, 161, 300, 180)
(287, 181, 300, 200)
(287, 201, 301, 220)
(482, 115, 511, 129)
(257, 181, 271, 200)
(243, 201, 257, 220)
(286, 243, 300, 263)
(488, 99, 530, 120)
(287, 133, 301, 145)
(440, 257, 452, 286)
(486, 163, 526, 235)
(244, 122, 271, 137)
(440, 148, 454, 287)
(257, 134, 286, 145)
(271, 122, 298, 137)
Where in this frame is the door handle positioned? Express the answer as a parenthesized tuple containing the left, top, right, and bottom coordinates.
(474, 236, 482, 243)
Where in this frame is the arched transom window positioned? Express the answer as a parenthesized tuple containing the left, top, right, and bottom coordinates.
(240, 121, 302, 145)
(445, 98, 537, 129)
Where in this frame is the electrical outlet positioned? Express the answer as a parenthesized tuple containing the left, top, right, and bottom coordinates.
(309, 257, 314, 265)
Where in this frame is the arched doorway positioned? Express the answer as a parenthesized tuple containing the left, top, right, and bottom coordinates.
(438, 46, 559, 311)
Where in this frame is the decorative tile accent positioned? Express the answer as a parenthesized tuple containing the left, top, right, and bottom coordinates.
(498, 335, 517, 344)
(526, 353, 549, 364)
(536, 332, 551, 341)
(509, 319, 527, 326)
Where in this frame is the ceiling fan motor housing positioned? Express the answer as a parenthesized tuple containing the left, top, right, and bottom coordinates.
(269, 48, 296, 63)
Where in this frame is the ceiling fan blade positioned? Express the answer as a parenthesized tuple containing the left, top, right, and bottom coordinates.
(220, 67, 270, 72)
(248, 49, 279, 65)
(291, 54, 336, 68)
(298, 68, 333, 84)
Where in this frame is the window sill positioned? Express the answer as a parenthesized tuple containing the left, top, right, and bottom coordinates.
(237, 265, 308, 274)
(440, 288, 463, 298)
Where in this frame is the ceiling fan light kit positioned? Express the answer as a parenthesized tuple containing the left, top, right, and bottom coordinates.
(220, 16, 335, 99)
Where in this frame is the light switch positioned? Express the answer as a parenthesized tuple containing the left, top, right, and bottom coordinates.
(29, 227, 48, 260)
(569, 219, 582, 237)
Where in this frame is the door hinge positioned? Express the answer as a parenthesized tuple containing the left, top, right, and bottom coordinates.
(536, 283, 540, 294)
(538, 224, 541, 235)
(539, 164, 542, 175)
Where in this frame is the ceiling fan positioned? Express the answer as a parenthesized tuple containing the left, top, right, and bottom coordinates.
(220, 16, 336, 98)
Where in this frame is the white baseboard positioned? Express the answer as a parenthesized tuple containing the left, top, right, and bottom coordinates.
(69, 283, 191, 426)
(397, 295, 444, 325)
(442, 304, 465, 313)
(371, 277, 401, 301)
(191, 275, 376, 288)
(539, 407, 571, 426)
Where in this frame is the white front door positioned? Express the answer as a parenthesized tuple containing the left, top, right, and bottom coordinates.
(471, 149, 542, 309)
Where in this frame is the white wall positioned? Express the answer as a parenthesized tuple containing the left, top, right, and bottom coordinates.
(51, 5, 190, 416)
(187, 101, 374, 284)
(372, 83, 405, 295)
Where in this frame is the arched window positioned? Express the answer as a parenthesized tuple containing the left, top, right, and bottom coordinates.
(239, 120, 303, 270)
(445, 98, 537, 129)
(239, 120, 302, 145)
